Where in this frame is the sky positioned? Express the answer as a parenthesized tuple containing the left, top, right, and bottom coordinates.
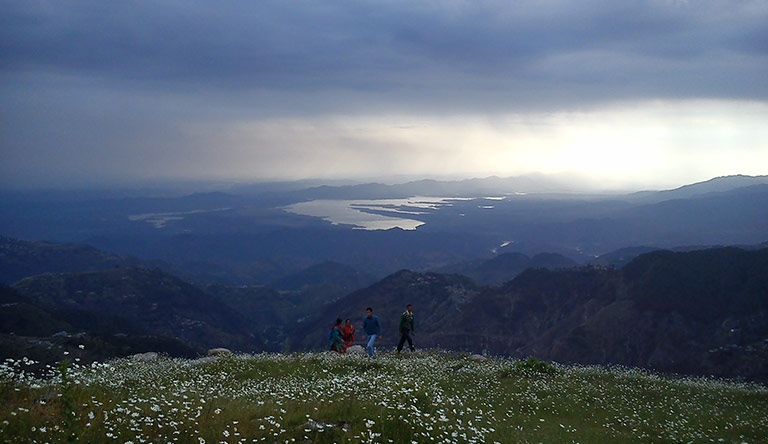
(2, 0, 767, 190)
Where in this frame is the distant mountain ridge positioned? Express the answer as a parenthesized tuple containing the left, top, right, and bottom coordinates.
(435, 252, 577, 286)
(272, 174, 768, 202)
(277, 174, 587, 201)
(591, 246, 661, 268)
(3, 175, 767, 283)
(629, 175, 768, 203)
(270, 260, 377, 292)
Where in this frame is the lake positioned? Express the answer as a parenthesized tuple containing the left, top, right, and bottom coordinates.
(282, 196, 468, 230)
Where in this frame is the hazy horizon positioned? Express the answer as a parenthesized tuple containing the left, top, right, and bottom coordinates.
(2, 172, 767, 198)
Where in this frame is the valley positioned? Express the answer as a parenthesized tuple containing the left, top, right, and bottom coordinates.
(1, 175, 767, 383)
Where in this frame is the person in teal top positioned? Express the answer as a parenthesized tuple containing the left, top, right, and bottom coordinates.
(397, 304, 415, 353)
(329, 318, 346, 353)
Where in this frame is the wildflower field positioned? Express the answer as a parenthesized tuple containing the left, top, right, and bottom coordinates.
(1, 351, 766, 444)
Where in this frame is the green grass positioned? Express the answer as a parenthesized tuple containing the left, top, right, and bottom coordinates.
(1, 351, 766, 443)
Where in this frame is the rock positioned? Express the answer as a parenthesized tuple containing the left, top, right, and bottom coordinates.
(207, 348, 232, 356)
(347, 345, 366, 355)
(302, 419, 328, 431)
(468, 354, 488, 362)
(131, 352, 158, 362)
(300, 419, 350, 433)
(187, 356, 218, 366)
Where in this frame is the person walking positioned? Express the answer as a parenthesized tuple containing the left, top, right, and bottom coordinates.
(362, 307, 381, 358)
(329, 318, 346, 353)
(397, 304, 415, 353)
(340, 318, 355, 349)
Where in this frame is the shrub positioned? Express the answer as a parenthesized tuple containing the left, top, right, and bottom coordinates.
(499, 357, 557, 378)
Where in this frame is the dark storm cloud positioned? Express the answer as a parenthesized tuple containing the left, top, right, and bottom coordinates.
(2, 0, 766, 106)
(2, 0, 767, 188)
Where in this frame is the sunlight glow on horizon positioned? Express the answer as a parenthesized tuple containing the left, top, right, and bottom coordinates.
(178, 99, 768, 191)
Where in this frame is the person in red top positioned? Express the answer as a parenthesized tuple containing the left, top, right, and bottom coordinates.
(340, 318, 355, 349)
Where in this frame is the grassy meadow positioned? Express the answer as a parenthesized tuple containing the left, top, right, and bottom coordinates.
(1, 350, 766, 443)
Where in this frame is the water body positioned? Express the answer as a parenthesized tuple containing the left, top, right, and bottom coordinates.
(129, 208, 232, 228)
(283, 197, 468, 230)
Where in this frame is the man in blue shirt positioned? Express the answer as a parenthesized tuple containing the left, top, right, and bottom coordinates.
(362, 307, 382, 358)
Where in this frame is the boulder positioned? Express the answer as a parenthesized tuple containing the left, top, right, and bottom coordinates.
(347, 345, 366, 355)
(207, 348, 232, 356)
(131, 352, 158, 362)
(187, 356, 218, 366)
(300, 419, 350, 433)
(468, 354, 488, 362)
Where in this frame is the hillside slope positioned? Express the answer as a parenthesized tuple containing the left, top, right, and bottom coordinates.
(11, 268, 262, 351)
(0, 236, 144, 284)
(289, 270, 481, 351)
(295, 247, 768, 381)
(436, 252, 577, 286)
(0, 284, 199, 366)
(3, 352, 766, 444)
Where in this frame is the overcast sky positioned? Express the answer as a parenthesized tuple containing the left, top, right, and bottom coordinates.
(2, 0, 767, 190)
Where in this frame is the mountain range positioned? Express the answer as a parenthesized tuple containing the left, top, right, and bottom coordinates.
(2, 174, 767, 285)
(1, 174, 767, 381)
(2, 234, 767, 382)
(433, 252, 577, 286)
(291, 247, 768, 382)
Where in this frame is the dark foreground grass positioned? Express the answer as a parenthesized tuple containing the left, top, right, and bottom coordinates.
(1, 351, 766, 443)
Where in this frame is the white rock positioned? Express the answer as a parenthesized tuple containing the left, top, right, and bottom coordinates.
(346, 345, 366, 355)
(187, 356, 218, 366)
(207, 348, 232, 356)
(468, 354, 488, 362)
(131, 352, 158, 362)
(301, 419, 349, 432)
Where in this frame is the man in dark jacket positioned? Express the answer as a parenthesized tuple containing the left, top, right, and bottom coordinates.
(362, 307, 381, 358)
(397, 304, 415, 353)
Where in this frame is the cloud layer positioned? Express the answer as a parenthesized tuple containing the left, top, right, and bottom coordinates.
(2, 0, 767, 188)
